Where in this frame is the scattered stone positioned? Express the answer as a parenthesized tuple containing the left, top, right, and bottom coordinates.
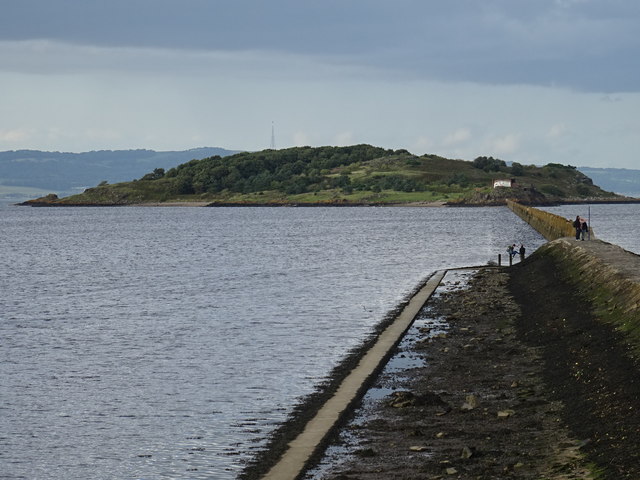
(409, 445, 428, 452)
(354, 448, 377, 458)
(436, 406, 452, 416)
(388, 391, 417, 408)
(387, 390, 447, 409)
(461, 394, 479, 410)
(445, 467, 458, 475)
(461, 446, 474, 459)
(497, 409, 516, 418)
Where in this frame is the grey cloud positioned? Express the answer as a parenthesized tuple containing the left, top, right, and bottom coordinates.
(1, 0, 639, 92)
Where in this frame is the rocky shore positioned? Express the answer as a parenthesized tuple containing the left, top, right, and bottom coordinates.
(300, 256, 640, 479)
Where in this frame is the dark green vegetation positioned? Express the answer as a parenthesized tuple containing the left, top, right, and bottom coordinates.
(26, 145, 622, 206)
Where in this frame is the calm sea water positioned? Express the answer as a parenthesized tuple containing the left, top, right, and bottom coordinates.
(540, 203, 640, 254)
(0, 204, 545, 479)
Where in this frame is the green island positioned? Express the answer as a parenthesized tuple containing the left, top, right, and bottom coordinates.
(23, 144, 632, 206)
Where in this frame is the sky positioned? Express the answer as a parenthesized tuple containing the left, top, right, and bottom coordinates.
(1, 0, 639, 168)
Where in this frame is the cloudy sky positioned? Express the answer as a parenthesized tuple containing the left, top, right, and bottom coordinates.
(1, 0, 639, 168)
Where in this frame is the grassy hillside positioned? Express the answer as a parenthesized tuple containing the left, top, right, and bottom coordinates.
(24, 145, 623, 206)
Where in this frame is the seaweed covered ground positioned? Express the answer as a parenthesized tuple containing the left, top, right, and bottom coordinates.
(303, 258, 640, 479)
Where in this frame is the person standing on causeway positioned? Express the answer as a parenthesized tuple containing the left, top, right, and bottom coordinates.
(573, 215, 581, 240)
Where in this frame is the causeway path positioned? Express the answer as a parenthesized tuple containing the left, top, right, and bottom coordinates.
(559, 237, 640, 282)
(261, 271, 447, 480)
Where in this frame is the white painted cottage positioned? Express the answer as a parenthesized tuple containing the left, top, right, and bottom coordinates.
(493, 179, 514, 188)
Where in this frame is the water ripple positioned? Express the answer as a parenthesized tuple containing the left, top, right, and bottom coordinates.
(0, 204, 546, 479)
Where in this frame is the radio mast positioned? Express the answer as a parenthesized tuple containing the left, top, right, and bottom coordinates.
(270, 122, 276, 150)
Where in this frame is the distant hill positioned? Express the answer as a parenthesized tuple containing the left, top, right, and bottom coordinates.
(0, 147, 239, 199)
(577, 167, 640, 198)
(23, 145, 628, 207)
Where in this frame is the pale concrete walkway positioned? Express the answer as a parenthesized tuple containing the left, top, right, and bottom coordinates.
(261, 271, 447, 480)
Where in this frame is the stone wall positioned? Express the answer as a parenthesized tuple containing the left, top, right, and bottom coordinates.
(506, 200, 576, 240)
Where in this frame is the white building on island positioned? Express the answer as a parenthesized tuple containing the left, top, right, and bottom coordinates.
(493, 178, 515, 188)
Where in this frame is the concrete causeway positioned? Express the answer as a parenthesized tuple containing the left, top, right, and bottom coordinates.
(559, 237, 640, 283)
(261, 271, 447, 480)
